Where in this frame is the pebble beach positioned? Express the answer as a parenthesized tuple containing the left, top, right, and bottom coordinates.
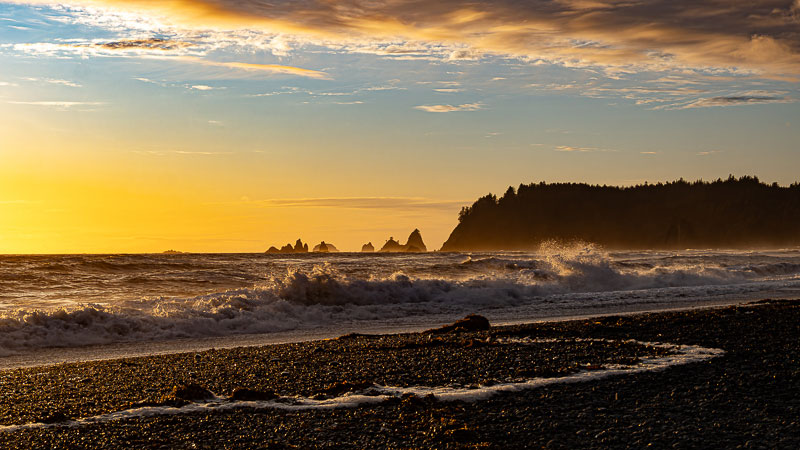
(0, 299, 798, 449)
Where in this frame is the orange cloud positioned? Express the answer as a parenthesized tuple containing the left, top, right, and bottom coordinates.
(11, 0, 800, 76)
(414, 102, 483, 112)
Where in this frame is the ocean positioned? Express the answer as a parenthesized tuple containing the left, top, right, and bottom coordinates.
(2, 245, 800, 367)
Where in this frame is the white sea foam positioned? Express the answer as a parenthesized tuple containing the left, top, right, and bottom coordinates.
(2, 249, 800, 356)
(0, 339, 724, 433)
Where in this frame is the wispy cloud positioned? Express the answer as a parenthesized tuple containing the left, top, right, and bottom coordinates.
(9, 40, 329, 79)
(7, 100, 104, 110)
(697, 150, 723, 156)
(676, 95, 794, 109)
(414, 102, 483, 113)
(23, 77, 81, 88)
(174, 56, 329, 79)
(555, 145, 602, 153)
(132, 150, 233, 156)
(222, 197, 468, 210)
(99, 38, 192, 51)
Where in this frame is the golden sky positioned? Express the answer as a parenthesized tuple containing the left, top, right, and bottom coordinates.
(1, 0, 799, 252)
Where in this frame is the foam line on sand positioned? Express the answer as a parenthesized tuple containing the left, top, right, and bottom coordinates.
(0, 338, 723, 433)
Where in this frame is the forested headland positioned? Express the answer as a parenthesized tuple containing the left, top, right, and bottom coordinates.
(441, 176, 800, 251)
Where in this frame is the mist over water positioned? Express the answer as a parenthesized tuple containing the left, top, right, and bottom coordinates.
(2, 246, 800, 357)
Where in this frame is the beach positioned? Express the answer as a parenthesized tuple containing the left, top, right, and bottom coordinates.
(0, 299, 797, 449)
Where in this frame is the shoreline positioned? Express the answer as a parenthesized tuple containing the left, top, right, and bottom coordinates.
(0, 299, 798, 448)
(0, 293, 780, 371)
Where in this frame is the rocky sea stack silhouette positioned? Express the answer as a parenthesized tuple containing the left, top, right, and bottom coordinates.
(313, 241, 339, 252)
(361, 242, 375, 252)
(379, 229, 427, 252)
(266, 239, 309, 254)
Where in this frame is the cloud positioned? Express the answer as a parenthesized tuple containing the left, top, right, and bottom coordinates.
(13, 0, 800, 76)
(678, 95, 794, 109)
(232, 197, 468, 210)
(697, 150, 723, 156)
(174, 56, 329, 79)
(190, 85, 214, 90)
(414, 102, 483, 112)
(99, 38, 192, 51)
(132, 150, 232, 156)
(555, 145, 594, 152)
(7, 100, 104, 109)
(23, 77, 81, 87)
(10, 39, 328, 79)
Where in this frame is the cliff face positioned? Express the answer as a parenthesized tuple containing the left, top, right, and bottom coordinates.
(441, 176, 800, 251)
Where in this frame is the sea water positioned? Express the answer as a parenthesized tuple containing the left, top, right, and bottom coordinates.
(1, 245, 799, 367)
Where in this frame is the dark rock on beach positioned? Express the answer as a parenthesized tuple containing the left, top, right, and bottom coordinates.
(171, 383, 214, 401)
(427, 314, 491, 333)
(230, 388, 278, 402)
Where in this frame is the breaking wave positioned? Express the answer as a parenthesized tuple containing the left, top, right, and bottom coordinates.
(3, 247, 800, 356)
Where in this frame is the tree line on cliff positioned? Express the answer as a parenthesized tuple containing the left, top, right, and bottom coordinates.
(440, 176, 800, 250)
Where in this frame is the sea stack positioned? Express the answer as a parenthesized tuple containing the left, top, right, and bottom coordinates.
(405, 229, 427, 252)
(293, 239, 309, 253)
(379, 237, 403, 252)
(361, 242, 375, 252)
(313, 242, 339, 252)
(379, 230, 427, 252)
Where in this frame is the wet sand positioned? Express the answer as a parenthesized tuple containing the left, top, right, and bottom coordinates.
(0, 299, 798, 449)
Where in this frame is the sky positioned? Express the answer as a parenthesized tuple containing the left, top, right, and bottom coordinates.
(1, 0, 799, 253)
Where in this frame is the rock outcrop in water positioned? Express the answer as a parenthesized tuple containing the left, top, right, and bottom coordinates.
(266, 239, 310, 254)
(361, 242, 375, 252)
(379, 237, 403, 252)
(441, 175, 800, 251)
(379, 229, 428, 252)
(406, 229, 427, 252)
(313, 242, 339, 252)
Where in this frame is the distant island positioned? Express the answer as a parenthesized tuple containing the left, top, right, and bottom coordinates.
(441, 176, 800, 251)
